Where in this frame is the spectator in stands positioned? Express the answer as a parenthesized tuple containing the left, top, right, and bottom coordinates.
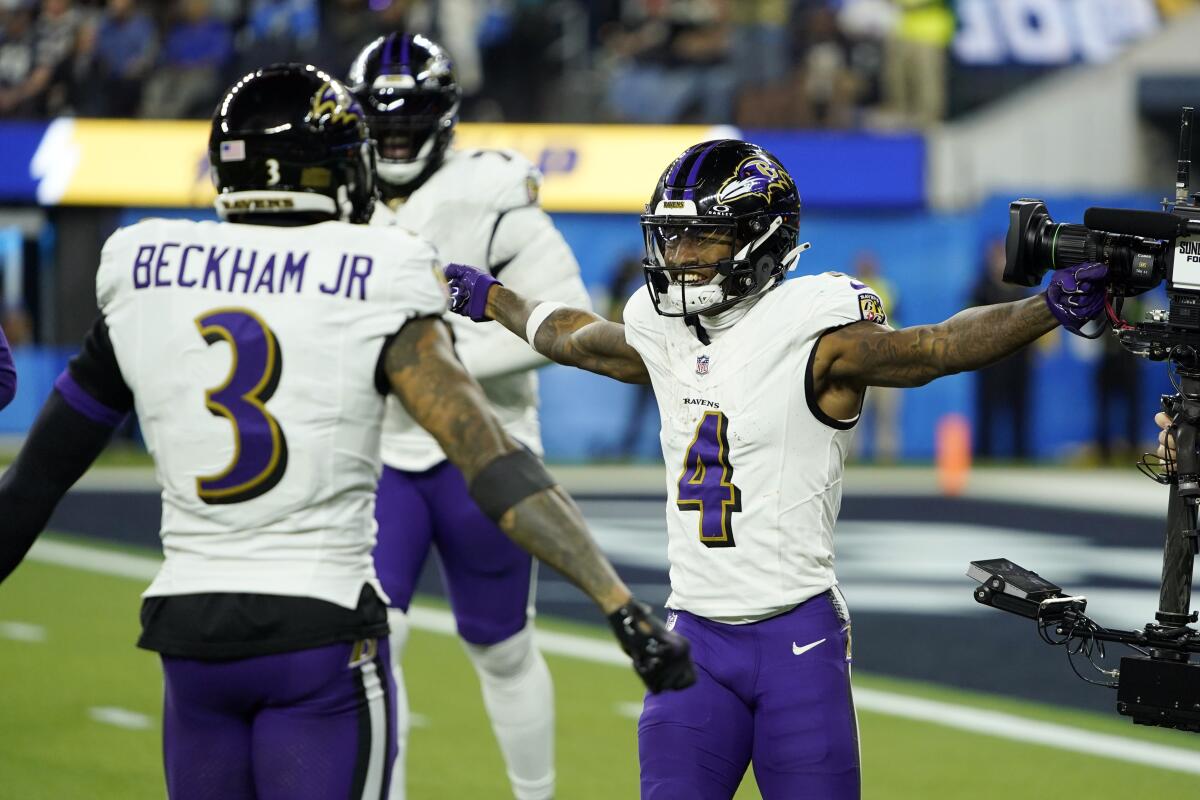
(0, 2, 39, 118)
(318, 0, 385, 74)
(0, 0, 83, 117)
(730, 0, 788, 89)
(77, 0, 156, 117)
(237, 0, 319, 69)
(971, 239, 1033, 459)
(139, 0, 232, 119)
(605, 0, 737, 124)
(883, 0, 953, 128)
(797, 3, 859, 128)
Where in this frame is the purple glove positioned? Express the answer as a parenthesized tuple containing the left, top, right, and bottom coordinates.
(1045, 262, 1108, 334)
(443, 263, 500, 322)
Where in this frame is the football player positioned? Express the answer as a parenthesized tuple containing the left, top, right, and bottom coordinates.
(345, 32, 592, 800)
(0, 65, 693, 800)
(442, 140, 1109, 798)
(0, 322, 14, 409)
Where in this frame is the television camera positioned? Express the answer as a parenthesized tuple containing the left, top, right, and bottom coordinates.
(970, 108, 1200, 733)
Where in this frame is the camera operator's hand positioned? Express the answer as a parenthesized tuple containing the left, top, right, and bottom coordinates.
(1157, 411, 1176, 466)
(1045, 262, 1108, 335)
(607, 600, 696, 693)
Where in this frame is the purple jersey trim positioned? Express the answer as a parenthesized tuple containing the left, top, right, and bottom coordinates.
(54, 370, 126, 428)
(0, 324, 14, 409)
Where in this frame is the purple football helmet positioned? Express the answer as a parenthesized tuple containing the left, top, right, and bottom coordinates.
(640, 140, 801, 317)
(346, 32, 461, 195)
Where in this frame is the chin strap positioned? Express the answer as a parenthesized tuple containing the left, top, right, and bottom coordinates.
(684, 314, 711, 345)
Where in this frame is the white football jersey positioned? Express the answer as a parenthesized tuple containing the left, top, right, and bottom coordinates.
(95, 218, 446, 608)
(624, 272, 888, 620)
(372, 147, 591, 471)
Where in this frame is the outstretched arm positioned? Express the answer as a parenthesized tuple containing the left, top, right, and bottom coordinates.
(815, 262, 1108, 397)
(0, 318, 132, 582)
(488, 285, 650, 384)
(445, 263, 650, 384)
(816, 295, 1056, 390)
(384, 316, 633, 612)
(383, 316, 694, 692)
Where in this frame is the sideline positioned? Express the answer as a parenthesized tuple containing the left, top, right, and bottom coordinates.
(26, 537, 1200, 775)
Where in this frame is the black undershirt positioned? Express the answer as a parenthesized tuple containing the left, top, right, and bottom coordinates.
(138, 584, 390, 660)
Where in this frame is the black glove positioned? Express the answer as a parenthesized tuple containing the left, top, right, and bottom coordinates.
(607, 600, 696, 693)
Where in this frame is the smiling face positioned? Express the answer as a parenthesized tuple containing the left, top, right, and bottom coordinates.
(659, 225, 735, 285)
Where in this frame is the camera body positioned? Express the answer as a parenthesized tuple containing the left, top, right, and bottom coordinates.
(973, 109, 1200, 735)
(1004, 108, 1200, 353)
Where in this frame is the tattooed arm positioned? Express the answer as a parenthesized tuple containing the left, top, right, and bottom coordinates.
(384, 316, 632, 613)
(811, 296, 1056, 419)
(483, 285, 651, 384)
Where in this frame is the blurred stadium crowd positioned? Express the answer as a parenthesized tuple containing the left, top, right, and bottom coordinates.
(0, 0, 1192, 129)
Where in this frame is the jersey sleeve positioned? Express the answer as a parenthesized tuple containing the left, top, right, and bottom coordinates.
(386, 231, 449, 321)
(372, 232, 449, 394)
(621, 287, 668, 370)
(95, 223, 140, 314)
(55, 317, 133, 427)
(0, 323, 15, 410)
(468, 148, 542, 213)
(809, 272, 890, 333)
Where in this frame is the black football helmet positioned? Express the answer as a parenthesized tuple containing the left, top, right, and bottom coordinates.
(346, 32, 461, 194)
(641, 140, 802, 317)
(209, 63, 375, 224)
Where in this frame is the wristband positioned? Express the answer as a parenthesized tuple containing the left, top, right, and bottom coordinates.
(525, 302, 566, 345)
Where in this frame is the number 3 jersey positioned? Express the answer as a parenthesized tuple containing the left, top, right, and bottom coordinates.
(80, 217, 445, 609)
(623, 272, 888, 621)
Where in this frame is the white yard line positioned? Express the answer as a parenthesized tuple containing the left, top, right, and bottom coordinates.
(25, 538, 1200, 774)
(89, 707, 154, 731)
(0, 621, 46, 642)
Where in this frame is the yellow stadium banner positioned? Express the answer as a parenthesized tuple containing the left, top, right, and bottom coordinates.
(40, 119, 729, 213)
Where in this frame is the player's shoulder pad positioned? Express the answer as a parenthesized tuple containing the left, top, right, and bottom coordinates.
(442, 147, 543, 211)
(787, 271, 888, 327)
(621, 284, 662, 335)
(822, 270, 888, 326)
(96, 218, 195, 307)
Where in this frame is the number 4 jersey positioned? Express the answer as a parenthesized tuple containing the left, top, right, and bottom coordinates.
(622, 272, 889, 621)
(81, 218, 445, 610)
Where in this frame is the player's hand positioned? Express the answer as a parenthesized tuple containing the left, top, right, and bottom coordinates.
(607, 600, 696, 693)
(444, 263, 500, 322)
(1045, 262, 1108, 335)
(1157, 411, 1177, 465)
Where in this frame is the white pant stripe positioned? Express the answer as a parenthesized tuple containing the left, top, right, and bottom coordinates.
(360, 659, 388, 800)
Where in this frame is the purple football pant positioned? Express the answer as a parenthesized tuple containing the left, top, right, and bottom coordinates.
(639, 592, 859, 800)
(374, 461, 533, 645)
(161, 639, 396, 800)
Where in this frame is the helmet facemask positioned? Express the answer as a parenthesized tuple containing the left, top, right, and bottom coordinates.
(359, 66, 459, 190)
(641, 213, 794, 317)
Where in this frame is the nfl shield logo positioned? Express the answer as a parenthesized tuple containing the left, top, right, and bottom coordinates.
(696, 355, 710, 375)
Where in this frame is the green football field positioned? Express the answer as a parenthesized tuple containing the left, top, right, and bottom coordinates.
(3, 535, 1200, 799)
